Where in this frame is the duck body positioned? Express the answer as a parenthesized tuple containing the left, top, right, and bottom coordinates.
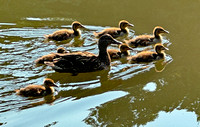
(35, 47, 68, 64)
(16, 78, 57, 97)
(126, 26, 169, 48)
(45, 34, 122, 74)
(94, 20, 134, 38)
(108, 43, 133, 59)
(45, 21, 85, 41)
(127, 43, 168, 63)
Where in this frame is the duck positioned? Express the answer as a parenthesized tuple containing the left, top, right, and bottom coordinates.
(94, 20, 134, 38)
(127, 43, 168, 63)
(45, 34, 122, 74)
(45, 21, 86, 41)
(126, 26, 169, 48)
(35, 47, 69, 64)
(108, 43, 134, 59)
(15, 78, 58, 97)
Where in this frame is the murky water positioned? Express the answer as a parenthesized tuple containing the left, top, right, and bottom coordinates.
(0, 0, 200, 127)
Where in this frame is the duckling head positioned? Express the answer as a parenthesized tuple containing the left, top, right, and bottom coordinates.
(98, 34, 122, 50)
(119, 20, 134, 29)
(72, 21, 86, 31)
(43, 78, 58, 88)
(153, 26, 169, 37)
(119, 43, 134, 52)
(57, 47, 67, 53)
(154, 43, 169, 54)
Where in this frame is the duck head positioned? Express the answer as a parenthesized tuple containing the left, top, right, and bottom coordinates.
(119, 20, 134, 30)
(43, 78, 58, 87)
(57, 47, 67, 53)
(98, 34, 122, 50)
(153, 26, 169, 37)
(72, 21, 86, 31)
(154, 43, 169, 54)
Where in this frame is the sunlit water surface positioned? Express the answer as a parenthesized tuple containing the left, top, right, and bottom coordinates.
(0, 0, 200, 127)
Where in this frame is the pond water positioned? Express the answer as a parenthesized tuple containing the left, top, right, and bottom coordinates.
(0, 0, 200, 127)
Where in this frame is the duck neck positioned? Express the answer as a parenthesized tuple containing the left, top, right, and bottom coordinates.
(120, 27, 128, 33)
(45, 87, 54, 94)
(98, 48, 111, 65)
(154, 30, 161, 39)
(121, 51, 129, 56)
(73, 29, 80, 36)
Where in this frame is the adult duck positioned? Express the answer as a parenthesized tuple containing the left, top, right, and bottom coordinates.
(127, 43, 168, 63)
(94, 20, 134, 38)
(108, 43, 134, 59)
(126, 26, 169, 48)
(45, 21, 86, 41)
(35, 47, 68, 64)
(45, 34, 122, 74)
(15, 78, 58, 97)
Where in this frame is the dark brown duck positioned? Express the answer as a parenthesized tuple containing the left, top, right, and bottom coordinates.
(45, 34, 122, 74)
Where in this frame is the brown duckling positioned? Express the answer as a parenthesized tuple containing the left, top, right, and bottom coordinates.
(108, 43, 134, 59)
(45, 34, 122, 74)
(45, 21, 86, 41)
(15, 78, 58, 97)
(126, 26, 169, 48)
(94, 20, 134, 38)
(127, 43, 168, 63)
(35, 47, 68, 64)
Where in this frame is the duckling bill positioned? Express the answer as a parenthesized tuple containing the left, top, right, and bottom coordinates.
(126, 26, 169, 48)
(94, 20, 134, 38)
(45, 21, 86, 41)
(15, 78, 58, 97)
(45, 34, 122, 74)
(127, 43, 168, 63)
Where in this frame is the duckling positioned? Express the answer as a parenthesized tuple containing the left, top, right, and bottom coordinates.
(127, 43, 168, 63)
(45, 21, 86, 41)
(35, 47, 68, 64)
(45, 34, 122, 74)
(126, 26, 169, 48)
(108, 43, 134, 59)
(15, 78, 58, 97)
(94, 20, 134, 38)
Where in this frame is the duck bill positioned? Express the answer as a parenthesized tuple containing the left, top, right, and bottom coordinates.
(163, 30, 169, 34)
(80, 25, 89, 30)
(127, 47, 135, 51)
(163, 47, 169, 50)
(51, 83, 58, 87)
(111, 39, 122, 45)
(128, 23, 134, 27)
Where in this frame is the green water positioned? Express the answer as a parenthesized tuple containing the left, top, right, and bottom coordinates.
(0, 0, 200, 127)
